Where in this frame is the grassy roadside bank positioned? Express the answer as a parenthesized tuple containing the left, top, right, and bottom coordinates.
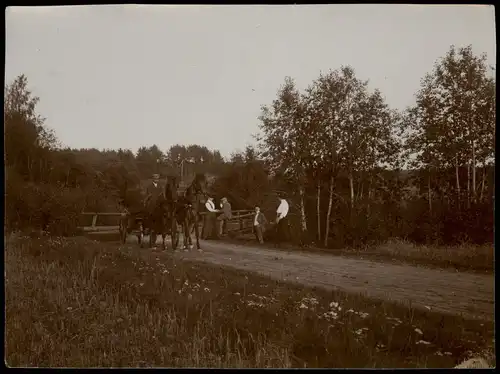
(5, 234, 495, 368)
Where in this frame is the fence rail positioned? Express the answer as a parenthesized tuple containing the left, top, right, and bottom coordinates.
(78, 210, 256, 235)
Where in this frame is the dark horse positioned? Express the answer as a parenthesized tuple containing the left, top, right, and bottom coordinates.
(177, 174, 206, 250)
(164, 176, 181, 250)
(142, 190, 177, 250)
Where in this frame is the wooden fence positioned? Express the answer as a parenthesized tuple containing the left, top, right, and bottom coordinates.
(78, 210, 256, 236)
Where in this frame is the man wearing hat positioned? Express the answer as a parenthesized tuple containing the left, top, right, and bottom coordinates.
(143, 173, 164, 215)
(217, 197, 232, 237)
(202, 193, 220, 239)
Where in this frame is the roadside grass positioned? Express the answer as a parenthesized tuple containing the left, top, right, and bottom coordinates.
(220, 234, 494, 274)
(5, 234, 495, 368)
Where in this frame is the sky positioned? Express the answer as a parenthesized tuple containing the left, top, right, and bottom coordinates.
(5, 4, 496, 159)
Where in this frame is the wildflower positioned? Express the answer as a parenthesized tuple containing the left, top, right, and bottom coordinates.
(204, 287, 210, 292)
(234, 292, 241, 296)
(354, 328, 368, 336)
(320, 311, 338, 320)
(329, 302, 339, 309)
(346, 309, 354, 313)
(414, 328, 423, 335)
(162, 270, 169, 274)
(184, 280, 189, 286)
(67, 307, 73, 311)
(247, 300, 265, 308)
(416, 340, 431, 345)
(299, 303, 308, 309)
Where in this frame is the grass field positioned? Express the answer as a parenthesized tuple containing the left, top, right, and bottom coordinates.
(5, 234, 495, 368)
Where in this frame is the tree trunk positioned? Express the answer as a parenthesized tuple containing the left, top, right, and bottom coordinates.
(299, 185, 307, 232)
(348, 169, 355, 231)
(349, 170, 355, 211)
(427, 169, 432, 216)
(455, 154, 461, 209)
(27, 154, 33, 182)
(324, 174, 334, 248)
(467, 161, 471, 209)
(65, 169, 71, 188)
(367, 174, 373, 217)
(480, 160, 487, 203)
(472, 140, 477, 204)
(316, 181, 321, 243)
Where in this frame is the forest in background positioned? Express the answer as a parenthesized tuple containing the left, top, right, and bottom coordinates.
(5, 44, 494, 248)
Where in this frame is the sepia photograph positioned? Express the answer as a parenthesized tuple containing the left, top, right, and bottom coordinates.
(4, 4, 495, 368)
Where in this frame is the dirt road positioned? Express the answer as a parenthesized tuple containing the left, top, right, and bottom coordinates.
(131, 236, 495, 321)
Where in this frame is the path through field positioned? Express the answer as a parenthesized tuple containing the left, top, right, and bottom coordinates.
(126, 236, 495, 321)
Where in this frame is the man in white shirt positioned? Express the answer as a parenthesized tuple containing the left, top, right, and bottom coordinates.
(275, 192, 290, 247)
(202, 196, 219, 239)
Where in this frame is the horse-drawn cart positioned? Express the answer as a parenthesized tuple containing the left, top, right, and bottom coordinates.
(118, 211, 145, 245)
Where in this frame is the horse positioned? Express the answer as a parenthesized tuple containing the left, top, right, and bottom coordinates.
(164, 176, 181, 250)
(178, 174, 206, 250)
(141, 192, 176, 250)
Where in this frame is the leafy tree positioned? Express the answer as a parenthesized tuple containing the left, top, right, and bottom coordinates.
(403, 45, 495, 210)
(258, 77, 313, 236)
(4, 74, 57, 182)
(136, 145, 166, 179)
(305, 67, 361, 246)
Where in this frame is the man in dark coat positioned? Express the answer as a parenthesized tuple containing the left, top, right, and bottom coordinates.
(253, 206, 268, 244)
(217, 197, 232, 237)
(144, 173, 164, 214)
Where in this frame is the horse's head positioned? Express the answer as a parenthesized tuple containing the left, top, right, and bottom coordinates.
(192, 179, 208, 197)
(192, 174, 208, 193)
(165, 176, 180, 201)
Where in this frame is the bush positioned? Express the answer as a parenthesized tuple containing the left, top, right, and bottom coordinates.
(5, 180, 86, 236)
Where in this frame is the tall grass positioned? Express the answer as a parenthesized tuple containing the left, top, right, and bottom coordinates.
(5, 234, 495, 368)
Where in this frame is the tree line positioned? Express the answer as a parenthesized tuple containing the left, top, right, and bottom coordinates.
(4, 75, 266, 234)
(256, 44, 494, 247)
(5, 44, 494, 247)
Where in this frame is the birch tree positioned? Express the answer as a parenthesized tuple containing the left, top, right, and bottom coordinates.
(306, 68, 355, 246)
(258, 77, 316, 235)
(403, 45, 495, 210)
